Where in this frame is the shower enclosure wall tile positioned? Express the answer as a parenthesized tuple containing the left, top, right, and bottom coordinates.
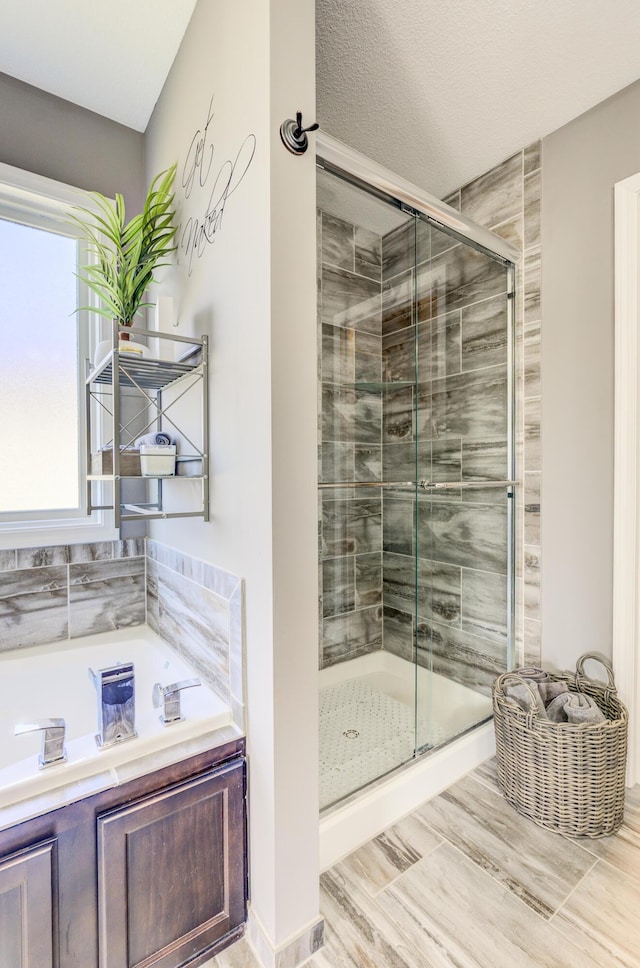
(524, 171, 541, 250)
(321, 441, 354, 484)
(321, 324, 357, 386)
(322, 605, 383, 666)
(416, 618, 508, 694)
(460, 568, 508, 644)
(461, 438, 508, 482)
(322, 324, 382, 387)
(382, 269, 414, 336)
(416, 557, 462, 627)
(417, 499, 508, 574)
(382, 552, 416, 614)
(382, 494, 415, 557)
(382, 325, 417, 383)
(524, 618, 542, 666)
(321, 265, 382, 335)
(382, 604, 414, 663)
(524, 547, 541, 617)
(431, 365, 507, 441)
(429, 437, 462, 483)
(68, 557, 146, 638)
(321, 494, 383, 558)
(322, 557, 356, 617)
(418, 247, 507, 322)
(461, 295, 508, 372)
(321, 212, 355, 271)
(382, 222, 415, 282)
(524, 320, 541, 398)
(355, 553, 383, 608)
(354, 445, 382, 482)
(460, 151, 523, 229)
(383, 385, 414, 441)
(524, 473, 541, 545)
(355, 226, 382, 281)
(382, 441, 416, 482)
(443, 189, 461, 211)
(322, 385, 382, 445)
(524, 247, 541, 324)
(489, 213, 524, 252)
(524, 397, 541, 469)
(524, 140, 542, 176)
(428, 309, 461, 379)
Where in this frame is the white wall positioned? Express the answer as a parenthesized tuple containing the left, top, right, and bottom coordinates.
(145, 0, 319, 954)
(542, 79, 640, 671)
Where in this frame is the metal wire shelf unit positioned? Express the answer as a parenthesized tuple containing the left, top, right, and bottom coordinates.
(85, 323, 209, 527)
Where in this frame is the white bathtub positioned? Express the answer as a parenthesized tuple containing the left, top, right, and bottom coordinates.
(0, 627, 232, 814)
(319, 650, 496, 869)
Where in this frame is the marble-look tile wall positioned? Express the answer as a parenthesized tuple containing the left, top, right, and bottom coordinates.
(456, 143, 542, 668)
(318, 210, 384, 668)
(146, 540, 244, 728)
(0, 540, 146, 651)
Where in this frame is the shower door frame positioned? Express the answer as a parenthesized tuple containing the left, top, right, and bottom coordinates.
(316, 130, 521, 697)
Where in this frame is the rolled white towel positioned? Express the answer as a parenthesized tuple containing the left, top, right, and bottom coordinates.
(134, 431, 174, 448)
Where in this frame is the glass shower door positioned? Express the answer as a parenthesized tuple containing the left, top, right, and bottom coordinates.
(317, 167, 420, 808)
(414, 215, 515, 752)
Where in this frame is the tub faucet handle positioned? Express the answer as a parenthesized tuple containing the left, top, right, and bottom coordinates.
(14, 719, 67, 769)
(152, 678, 201, 725)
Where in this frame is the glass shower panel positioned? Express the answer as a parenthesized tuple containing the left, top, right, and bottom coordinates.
(317, 167, 419, 809)
(414, 216, 513, 752)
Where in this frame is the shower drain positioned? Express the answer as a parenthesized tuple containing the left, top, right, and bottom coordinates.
(342, 728, 360, 739)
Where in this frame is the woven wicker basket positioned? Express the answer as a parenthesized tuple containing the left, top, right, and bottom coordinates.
(493, 652, 628, 837)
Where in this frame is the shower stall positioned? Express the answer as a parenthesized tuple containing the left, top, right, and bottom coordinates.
(316, 136, 519, 813)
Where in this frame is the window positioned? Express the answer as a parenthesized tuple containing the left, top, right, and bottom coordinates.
(0, 162, 115, 546)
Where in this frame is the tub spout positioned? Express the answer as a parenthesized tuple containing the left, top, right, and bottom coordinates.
(15, 719, 67, 769)
(89, 663, 137, 748)
(152, 678, 201, 725)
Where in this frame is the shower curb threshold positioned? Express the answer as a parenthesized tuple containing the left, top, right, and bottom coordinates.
(319, 720, 495, 870)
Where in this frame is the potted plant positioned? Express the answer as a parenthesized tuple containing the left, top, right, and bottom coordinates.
(72, 163, 177, 358)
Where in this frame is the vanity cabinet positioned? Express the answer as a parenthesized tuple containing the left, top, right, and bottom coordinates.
(0, 839, 55, 968)
(0, 738, 247, 968)
(98, 759, 245, 968)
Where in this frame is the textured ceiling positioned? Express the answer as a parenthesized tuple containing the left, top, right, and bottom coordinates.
(316, 0, 640, 197)
(0, 0, 197, 131)
(2, 0, 640, 192)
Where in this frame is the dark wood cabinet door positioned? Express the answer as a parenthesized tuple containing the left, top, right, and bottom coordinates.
(97, 758, 246, 968)
(0, 838, 56, 968)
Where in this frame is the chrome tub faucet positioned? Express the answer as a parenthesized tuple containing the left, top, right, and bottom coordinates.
(89, 662, 136, 748)
(14, 719, 67, 768)
(152, 678, 201, 725)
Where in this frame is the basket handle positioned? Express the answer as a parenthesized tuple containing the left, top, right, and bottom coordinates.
(496, 672, 542, 727)
(575, 652, 617, 695)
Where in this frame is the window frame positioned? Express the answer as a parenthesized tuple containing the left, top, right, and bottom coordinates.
(0, 161, 117, 548)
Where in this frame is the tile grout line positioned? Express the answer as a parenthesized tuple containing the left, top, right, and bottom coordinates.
(546, 854, 600, 924)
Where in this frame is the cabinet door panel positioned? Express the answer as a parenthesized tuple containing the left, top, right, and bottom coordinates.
(0, 839, 56, 968)
(97, 758, 245, 968)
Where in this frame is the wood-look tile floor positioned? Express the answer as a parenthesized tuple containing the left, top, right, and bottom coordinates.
(209, 759, 640, 968)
